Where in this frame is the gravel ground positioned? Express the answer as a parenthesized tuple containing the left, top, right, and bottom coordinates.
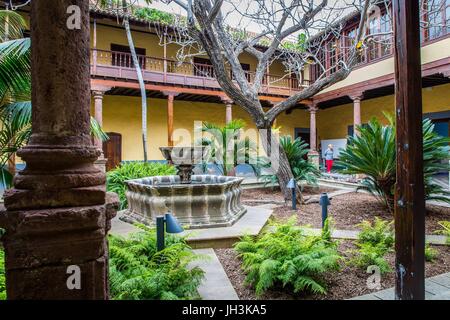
(242, 188, 449, 234)
(215, 242, 450, 300)
(241, 186, 338, 206)
(270, 191, 449, 234)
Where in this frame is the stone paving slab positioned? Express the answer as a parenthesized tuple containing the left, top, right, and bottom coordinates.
(349, 273, 450, 300)
(181, 206, 273, 248)
(190, 248, 239, 300)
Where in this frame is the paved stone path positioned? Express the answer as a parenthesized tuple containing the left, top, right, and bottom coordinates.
(303, 228, 448, 245)
(350, 273, 450, 300)
(190, 249, 239, 300)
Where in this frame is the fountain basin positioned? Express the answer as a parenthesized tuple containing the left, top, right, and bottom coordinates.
(121, 174, 247, 228)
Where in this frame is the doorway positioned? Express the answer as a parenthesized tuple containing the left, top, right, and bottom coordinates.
(103, 132, 122, 171)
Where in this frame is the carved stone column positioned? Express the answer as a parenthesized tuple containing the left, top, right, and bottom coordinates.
(221, 97, 233, 124)
(350, 93, 364, 136)
(0, 0, 118, 300)
(307, 102, 319, 169)
(92, 86, 111, 173)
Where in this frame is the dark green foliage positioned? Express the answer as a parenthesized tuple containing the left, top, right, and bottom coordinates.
(349, 218, 394, 274)
(106, 162, 176, 210)
(338, 115, 450, 210)
(234, 217, 341, 296)
(134, 7, 176, 25)
(262, 135, 320, 188)
(0, 249, 5, 300)
(109, 225, 204, 300)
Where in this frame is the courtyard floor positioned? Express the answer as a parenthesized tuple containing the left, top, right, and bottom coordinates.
(110, 182, 450, 300)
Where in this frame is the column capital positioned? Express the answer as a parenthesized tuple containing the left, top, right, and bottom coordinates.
(306, 101, 318, 113)
(162, 91, 180, 98)
(220, 96, 234, 105)
(91, 85, 111, 95)
(349, 92, 364, 101)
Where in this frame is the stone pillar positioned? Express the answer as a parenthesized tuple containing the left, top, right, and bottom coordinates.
(221, 97, 233, 124)
(92, 86, 110, 173)
(350, 93, 363, 136)
(307, 102, 320, 169)
(163, 91, 179, 147)
(0, 0, 118, 300)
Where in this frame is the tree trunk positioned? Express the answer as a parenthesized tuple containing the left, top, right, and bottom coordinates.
(258, 125, 301, 203)
(123, 15, 148, 162)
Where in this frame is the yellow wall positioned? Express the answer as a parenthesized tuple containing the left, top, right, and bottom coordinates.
(97, 96, 310, 161)
(317, 83, 450, 140)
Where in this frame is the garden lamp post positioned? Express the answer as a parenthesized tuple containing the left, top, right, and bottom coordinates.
(319, 193, 330, 228)
(287, 178, 297, 210)
(156, 212, 184, 251)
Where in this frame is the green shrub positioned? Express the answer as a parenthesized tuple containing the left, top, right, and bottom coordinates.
(107, 162, 176, 210)
(349, 218, 394, 274)
(435, 221, 450, 245)
(234, 217, 341, 296)
(425, 244, 439, 262)
(0, 249, 5, 300)
(109, 225, 204, 300)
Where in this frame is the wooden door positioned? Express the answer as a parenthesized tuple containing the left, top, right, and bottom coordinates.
(103, 132, 122, 171)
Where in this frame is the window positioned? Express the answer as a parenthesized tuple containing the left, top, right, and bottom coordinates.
(110, 44, 146, 69)
(423, 0, 450, 41)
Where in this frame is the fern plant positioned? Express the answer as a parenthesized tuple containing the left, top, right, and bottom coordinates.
(106, 162, 176, 210)
(0, 249, 5, 300)
(425, 244, 438, 262)
(349, 218, 394, 274)
(108, 225, 204, 300)
(234, 217, 341, 296)
(435, 221, 450, 245)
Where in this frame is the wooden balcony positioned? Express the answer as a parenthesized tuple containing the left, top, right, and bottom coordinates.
(90, 49, 310, 97)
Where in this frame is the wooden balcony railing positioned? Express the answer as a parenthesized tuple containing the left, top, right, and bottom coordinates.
(91, 49, 311, 96)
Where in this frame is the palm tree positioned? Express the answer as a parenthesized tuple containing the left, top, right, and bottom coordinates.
(199, 119, 268, 176)
(0, 9, 108, 188)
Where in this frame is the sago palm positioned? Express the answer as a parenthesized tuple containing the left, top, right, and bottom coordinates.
(338, 115, 450, 211)
(261, 135, 320, 192)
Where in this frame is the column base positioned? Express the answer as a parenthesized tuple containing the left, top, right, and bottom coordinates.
(308, 151, 320, 169)
(0, 192, 119, 300)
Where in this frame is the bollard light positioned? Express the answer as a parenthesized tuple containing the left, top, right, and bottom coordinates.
(287, 178, 297, 210)
(319, 193, 331, 228)
(156, 212, 184, 251)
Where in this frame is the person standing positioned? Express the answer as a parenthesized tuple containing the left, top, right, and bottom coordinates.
(324, 144, 334, 173)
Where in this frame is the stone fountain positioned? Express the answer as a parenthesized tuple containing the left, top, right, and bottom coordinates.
(121, 146, 247, 228)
